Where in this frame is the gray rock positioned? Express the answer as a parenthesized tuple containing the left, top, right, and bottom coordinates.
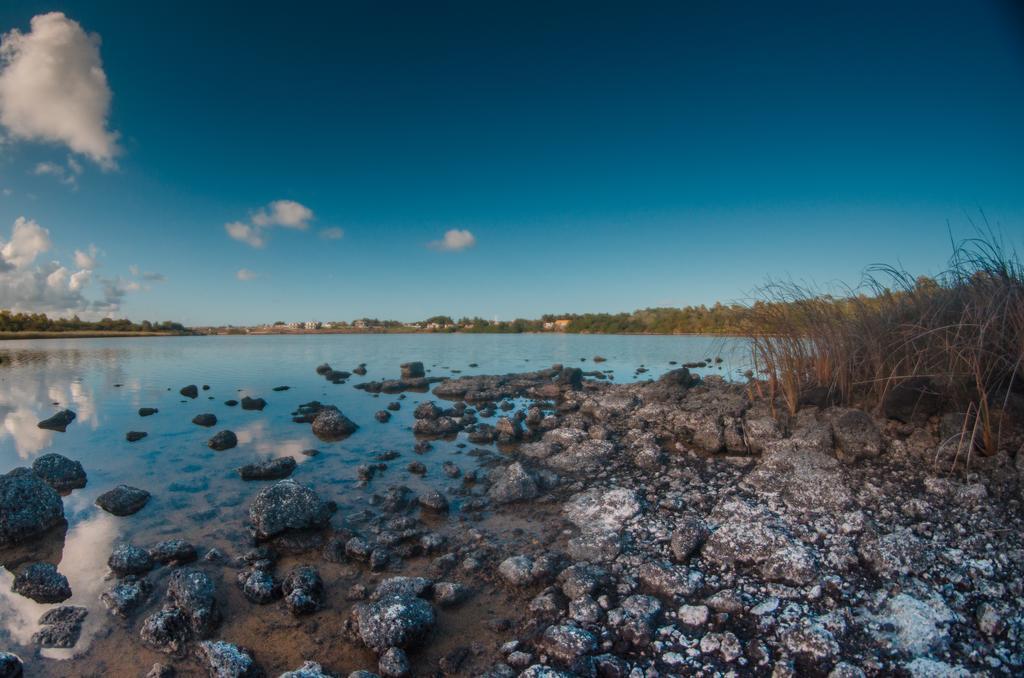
(149, 539, 197, 565)
(166, 568, 220, 638)
(281, 565, 323, 615)
(498, 555, 535, 586)
(378, 647, 410, 678)
(670, 513, 708, 563)
(538, 624, 597, 668)
(434, 581, 469, 607)
(609, 594, 661, 647)
(0, 467, 65, 545)
(95, 484, 150, 516)
(196, 640, 259, 677)
(241, 396, 267, 411)
(236, 457, 297, 480)
(352, 594, 436, 653)
(101, 576, 152, 616)
(874, 592, 954, 656)
(829, 408, 883, 461)
(563, 487, 640, 533)
(248, 480, 332, 540)
(279, 662, 332, 678)
(311, 407, 358, 441)
(858, 528, 933, 577)
(31, 453, 86, 491)
(108, 542, 154, 575)
(180, 385, 198, 398)
(372, 576, 433, 601)
(544, 439, 614, 472)
(487, 462, 540, 504)
(417, 489, 449, 513)
(140, 607, 190, 654)
(12, 562, 71, 603)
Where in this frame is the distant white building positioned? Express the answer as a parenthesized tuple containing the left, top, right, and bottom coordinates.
(303, 321, 320, 330)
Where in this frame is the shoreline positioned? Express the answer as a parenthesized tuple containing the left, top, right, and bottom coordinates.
(0, 331, 185, 340)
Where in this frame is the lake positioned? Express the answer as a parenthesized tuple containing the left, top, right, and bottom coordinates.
(0, 333, 747, 675)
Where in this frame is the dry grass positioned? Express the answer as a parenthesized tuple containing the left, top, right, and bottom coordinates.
(746, 230, 1024, 456)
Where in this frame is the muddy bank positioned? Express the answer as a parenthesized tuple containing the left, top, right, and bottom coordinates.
(2, 364, 1023, 677)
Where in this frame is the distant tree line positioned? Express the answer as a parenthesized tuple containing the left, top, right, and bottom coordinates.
(0, 310, 190, 334)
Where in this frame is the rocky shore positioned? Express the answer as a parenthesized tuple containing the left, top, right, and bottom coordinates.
(2, 363, 1023, 677)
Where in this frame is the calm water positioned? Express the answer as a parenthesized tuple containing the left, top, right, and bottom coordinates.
(0, 333, 745, 671)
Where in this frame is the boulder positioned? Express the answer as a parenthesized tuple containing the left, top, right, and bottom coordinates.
(95, 485, 151, 516)
(0, 468, 65, 545)
(180, 385, 198, 399)
(311, 408, 358, 441)
(352, 594, 436, 653)
(139, 407, 159, 417)
(248, 480, 332, 540)
(31, 453, 87, 492)
(563, 487, 641, 533)
(0, 652, 23, 678)
(127, 431, 148, 442)
(32, 605, 87, 648)
(37, 409, 76, 432)
(379, 647, 410, 678)
(538, 624, 597, 668)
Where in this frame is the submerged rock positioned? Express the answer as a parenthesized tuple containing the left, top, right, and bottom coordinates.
(236, 457, 297, 480)
(208, 430, 238, 451)
(401, 362, 425, 379)
(280, 661, 332, 678)
(241, 396, 267, 411)
(31, 453, 87, 492)
(248, 480, 332, 540)
(37, 409, 76, 432)
(32, 605, 87, 648)
(12, 562, 71, 603)
(180, 385, 199, 399)
(149, 539, 197, 565)
(165, 568, 221, 638)
(126, 431, 148, 442)
(0, 467, 65, 545)
(139, 407, 159, 417)
(192, 413, 217, 427)
(0, 652, 23, 678)
(95, 485, 151, 516)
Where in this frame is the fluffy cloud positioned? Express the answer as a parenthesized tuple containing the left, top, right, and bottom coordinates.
(74, 244, 98, 270)
(0, 12, 119, 167)
(252, 200, 313, 229)
(1, 216, 50, 268)
(320, 227, 344, 240)
(429, 228, 477, 252)
(236, 268, 257, 281)
(225, 221, 265, 248)
(0, 217, 132, 316)
(225, 200, 314, 248)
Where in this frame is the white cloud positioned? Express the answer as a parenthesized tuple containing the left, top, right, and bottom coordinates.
(225, 200, 315, 248)
(1, 216, 50, 268)
(429, 228, 477, 252)
(225, 221, 265, 248)
(74, 244, 98, 269)
(0, 12, 119, 167)
(32, 155, 83, 187)
(252, 200, 313, 229)
(320, 227, 344, 240)
(236, 268, 257, 281)
(0, 217, 130, 317)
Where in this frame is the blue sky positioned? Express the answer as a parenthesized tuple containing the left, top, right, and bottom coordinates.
(0, 1, 1021, 326)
